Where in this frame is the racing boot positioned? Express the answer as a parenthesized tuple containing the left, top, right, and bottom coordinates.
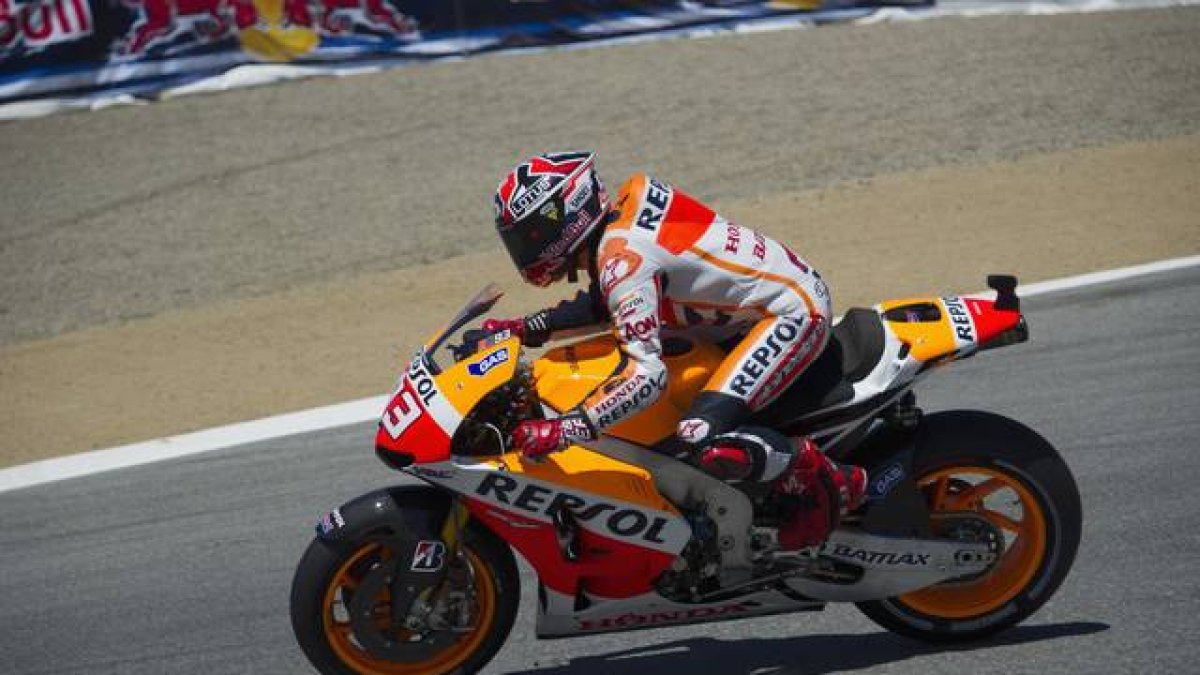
(773, 437, 867, 551)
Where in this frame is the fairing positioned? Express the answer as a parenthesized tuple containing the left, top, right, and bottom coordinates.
(879, 294, 1023, 363)
(375, 284, 520, 465)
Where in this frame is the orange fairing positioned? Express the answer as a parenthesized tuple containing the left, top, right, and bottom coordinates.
(375, 338, 521, 464)
(498, 446, 678, 513)
(879, 295, 1020, 364)
(440, 337, 523, 414)
(468, 446, 683, 599)
(534, 336, 624, 413)
(534, 335, 725, 446)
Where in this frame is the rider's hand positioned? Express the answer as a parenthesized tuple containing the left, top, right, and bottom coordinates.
(511, 419, 565, 459)
(511, 413, 595, 460)
(482, 318, 526, 341)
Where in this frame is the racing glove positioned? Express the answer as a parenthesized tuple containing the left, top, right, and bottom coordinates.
(481, 310, 553, 348)
(511, 413, 595, 459)
(481, 318, 526, 341)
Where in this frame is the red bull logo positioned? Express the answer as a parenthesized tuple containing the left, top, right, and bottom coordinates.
(1, 0, 94, 53)
(282, 0, 416, 36)
(116, 0, 417, 58)
(118, 0, 260, 55)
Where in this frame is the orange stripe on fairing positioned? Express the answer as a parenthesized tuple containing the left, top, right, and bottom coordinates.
(703, 317, 776, 393)
(656, 189, 715, 254)
(498, 446, 679, 513)
(606, 174, 647, 232)
(687, 246, 818, 316)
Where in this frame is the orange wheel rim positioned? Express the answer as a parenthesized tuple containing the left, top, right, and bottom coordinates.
(898, 465, 1047, 619)
(321, 543, 497, 675)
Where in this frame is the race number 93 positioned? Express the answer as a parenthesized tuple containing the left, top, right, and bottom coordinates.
(382, 389, 421, 439)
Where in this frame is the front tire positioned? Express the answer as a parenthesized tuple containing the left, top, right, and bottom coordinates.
(857, 410, 1082, 642)
(290, 520, 519, 674)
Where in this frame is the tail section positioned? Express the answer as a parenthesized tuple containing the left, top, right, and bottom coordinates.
(878, 275, 1026, 365)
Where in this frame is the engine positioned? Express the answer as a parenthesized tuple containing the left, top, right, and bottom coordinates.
(653, 510, 724, 602)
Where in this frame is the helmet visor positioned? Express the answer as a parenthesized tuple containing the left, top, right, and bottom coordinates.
(496, 197, 565, 269)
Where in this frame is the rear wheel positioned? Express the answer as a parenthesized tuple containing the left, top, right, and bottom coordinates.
(291, 521, 519, 674)
(856, 410, 1081, 642)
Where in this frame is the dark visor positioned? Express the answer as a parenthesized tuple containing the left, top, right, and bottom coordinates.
(497, 196, 569, 270)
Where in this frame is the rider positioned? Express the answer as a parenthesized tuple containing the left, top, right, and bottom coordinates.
(486, 151, 867, 550)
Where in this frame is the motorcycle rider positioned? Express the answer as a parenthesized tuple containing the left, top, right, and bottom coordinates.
(486, 151, 866, 550)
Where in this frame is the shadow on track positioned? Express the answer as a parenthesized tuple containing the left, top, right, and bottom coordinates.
(500, 621, 1109, 675)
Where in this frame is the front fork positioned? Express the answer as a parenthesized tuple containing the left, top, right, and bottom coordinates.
(315, 486, 471, 658)
(386, 499, 471, 629)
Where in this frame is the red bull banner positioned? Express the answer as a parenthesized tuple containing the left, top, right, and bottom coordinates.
(0, 0, 909, 115)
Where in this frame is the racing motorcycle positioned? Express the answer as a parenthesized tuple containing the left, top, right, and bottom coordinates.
(290, 275, 1081, 675)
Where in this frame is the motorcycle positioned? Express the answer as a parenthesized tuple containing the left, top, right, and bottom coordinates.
(290, 275, 1081, 675)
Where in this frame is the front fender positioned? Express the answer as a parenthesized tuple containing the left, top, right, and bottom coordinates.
(315, 485, 455, 549)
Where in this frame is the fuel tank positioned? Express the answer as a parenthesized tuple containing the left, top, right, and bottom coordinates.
(533, 335, 725, 446)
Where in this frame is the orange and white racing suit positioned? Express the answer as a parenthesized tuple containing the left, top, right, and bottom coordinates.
(572, 173, 833, 445)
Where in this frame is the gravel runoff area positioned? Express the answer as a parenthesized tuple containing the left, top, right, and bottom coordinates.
(0, 7, 1198, 466)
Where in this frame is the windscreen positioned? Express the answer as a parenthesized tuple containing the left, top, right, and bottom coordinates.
(423, 284, 505, 372)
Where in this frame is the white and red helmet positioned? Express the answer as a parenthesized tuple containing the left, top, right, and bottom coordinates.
(494, 151, 609, 287)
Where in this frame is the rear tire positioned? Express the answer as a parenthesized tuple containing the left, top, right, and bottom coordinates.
(856, 410, 1081, 642)
(290, 520, 519, 674)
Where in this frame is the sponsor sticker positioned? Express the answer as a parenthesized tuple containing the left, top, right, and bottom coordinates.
(578, 602, 753, 632)
(380, 355, 440, 440)
(942, 296, 977, 350)
(615, 288, 649, 320)
(726, 318, 804, 398)
(316, 508, 345, 536)
(474, 473, 676, 547)
(410, 540, 447, 572)
(598, 239, 644, 295)
(869, 462, 905, 500)
(565, 175, 594, 214)
(468, 348, 510, 377)
(676, 418, 711, 444)
(510, 175, 551, 219)
(559, 415, 595, 442)
(634, 178, 671, 232)
(410, 465, 456, 480)
(590, 370, 668, 427)
(822, 543, 932, 567)
(615, 286, 659, 343)
(2, 0, 94, 52)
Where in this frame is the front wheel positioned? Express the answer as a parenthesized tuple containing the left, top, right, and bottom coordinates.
(857, 410, 1082, 642)
(290, 520, 519, 674)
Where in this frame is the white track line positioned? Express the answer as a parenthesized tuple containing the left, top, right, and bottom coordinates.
(1, 254, 1197, 494)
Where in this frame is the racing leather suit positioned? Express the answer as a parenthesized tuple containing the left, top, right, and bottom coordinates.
(529, 173, 832, 462)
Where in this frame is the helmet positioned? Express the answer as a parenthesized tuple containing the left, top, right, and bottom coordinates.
(493, 151, 609, 287)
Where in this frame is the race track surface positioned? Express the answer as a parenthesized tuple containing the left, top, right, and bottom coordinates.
(1, 268, 1197, 674)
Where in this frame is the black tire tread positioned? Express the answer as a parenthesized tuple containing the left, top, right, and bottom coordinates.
(856, 410, 1082, 643)
(290, 520, 520, 674)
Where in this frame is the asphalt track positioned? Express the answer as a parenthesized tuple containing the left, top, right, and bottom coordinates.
(2, 267, 1198, 675)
